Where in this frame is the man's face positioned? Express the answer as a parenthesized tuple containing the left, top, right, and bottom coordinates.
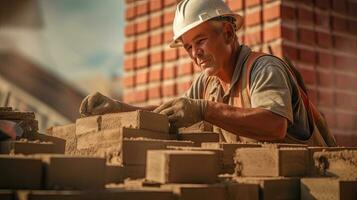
(181, 21, 231, 77)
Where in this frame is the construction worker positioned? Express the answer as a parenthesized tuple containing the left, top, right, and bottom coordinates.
(79, 0, 336, 146)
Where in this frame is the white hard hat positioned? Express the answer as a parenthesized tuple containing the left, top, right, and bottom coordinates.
(170, 0, 243, 48)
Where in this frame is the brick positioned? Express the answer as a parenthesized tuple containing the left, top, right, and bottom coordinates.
(164, 48, 178, 61)
(332, 0, 347, 13)
(149, 85, 162, 99)
(105, 187, 175, 200)
(282, 44, 298, 60)
(334, 35, 357, 53)
(178, 132, 220, 147)
(124, 40, 136, 53)
(234, 147, 308, 177)
(315, 12, 331, 29)
(244, 30, 262, 46)
(315, 0, 331, 10)
(136, 36, 149, 50)
(161, 184, 227, 200)
(263, 24, 281, 42)
(149, 68, 162, 82)
(124, 56, 135, 71)
(313, 150, 357, 179)
(123, 74, 135, 87)
(332, 16, 348, 32)
(150, 0, 163, 12)
(177, 62, 193, 76)
(146, 150, 220, 183)
(150, 14, 163, 30)
(47, 123, 76, 154)
(37, 154, 106, 189)
(246, 0, 260, 8)
(281, 5, 296, 21)
(134, 90, 148, 102)
(245, 11, 261, 26)
(298, 68, 316, 85)
(136, 70, 148, 85)
(136, 1, 149, 16)
(136, 54, 149, 68)
(177, 80, 192, 95)
(123, 138, 193, 165)
(122, 165, 146, 179)
(317, 31, 332, 48)
(234, 177, 300, 200)
(299, 49, 317, 64)
(263, 4, 280, 22)
(201, 142, 261, 173)
(106, 164, 124, 184)
(335, 55, 357, 73)
(281, 26, 297, 42)
(317, 90, 334, 107)
(335, 74, 356, 91)
(136, 19, 149, 34)
(163, 65, 176, 79)
(226, 182, 259, 200)
(150, 51, 163, 64)
(0, 140, 56, 154)
(16, 190, 89, 199)
(162, 83, 176, 97)
(164, 0, 177, 7)
(150, 32, 163, 47)
(164, 30, 174, 43)
(227, 0, 242, 11)
(0, 155, 42, 189)
(299, 28, 315, 45)
(126, 5, 135, 20)
(307, 147, 357, 176)
(125, 23, 135, 36)
(75, 115, 101, 136)
(298, 7, 314, 25)
(101, 110, 169, 133)
(301, 178, 357, 200)
(318, 52, 334, 68)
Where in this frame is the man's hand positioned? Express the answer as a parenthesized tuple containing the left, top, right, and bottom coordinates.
(153, 97, 208, 128)
(79, 92, 123, 116)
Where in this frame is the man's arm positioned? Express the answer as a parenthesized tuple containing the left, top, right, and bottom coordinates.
(205, 101, 288, 141)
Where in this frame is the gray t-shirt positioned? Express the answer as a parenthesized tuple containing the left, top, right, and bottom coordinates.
(184, 45, 311, 141)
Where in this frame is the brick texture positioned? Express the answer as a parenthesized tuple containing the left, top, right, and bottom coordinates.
(123, 0, 357, 146)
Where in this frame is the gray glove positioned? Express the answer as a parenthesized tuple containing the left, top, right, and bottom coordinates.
(79, 92, 122, 116)
(153, 97, 208, 128)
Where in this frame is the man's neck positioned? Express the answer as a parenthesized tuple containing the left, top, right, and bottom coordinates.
(217, 41, 241, 85)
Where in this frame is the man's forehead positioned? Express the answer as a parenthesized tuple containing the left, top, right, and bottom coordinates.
(181, 21, 213, 44)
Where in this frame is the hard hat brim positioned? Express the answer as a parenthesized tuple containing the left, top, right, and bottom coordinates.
(169, 13, 243, 48)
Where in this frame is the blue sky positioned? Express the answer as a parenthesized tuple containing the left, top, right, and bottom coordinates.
(37, 0, 125, 81)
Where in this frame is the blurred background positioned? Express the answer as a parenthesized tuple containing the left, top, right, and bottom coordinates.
(0, 0, 356, 146)
(0, 0, 125, 129)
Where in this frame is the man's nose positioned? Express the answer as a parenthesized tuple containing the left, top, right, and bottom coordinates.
(191, 45, 203, 59)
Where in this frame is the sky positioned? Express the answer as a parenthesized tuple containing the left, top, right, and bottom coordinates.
(37, 0, 125, 82)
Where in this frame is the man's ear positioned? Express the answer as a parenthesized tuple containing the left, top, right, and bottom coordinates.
(223, 23, 235, 43)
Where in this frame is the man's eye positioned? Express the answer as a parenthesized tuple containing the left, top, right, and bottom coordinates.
(197, 38, 206, 45)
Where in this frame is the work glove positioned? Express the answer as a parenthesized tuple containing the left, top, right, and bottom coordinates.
(153, 97, 208, 128)
(79, 92, 123, 117)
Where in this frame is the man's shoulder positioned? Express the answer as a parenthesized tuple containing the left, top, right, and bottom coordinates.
(250, 54, 288, 75)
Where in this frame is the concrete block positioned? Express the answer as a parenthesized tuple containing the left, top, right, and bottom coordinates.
(202, 142, 261, 173)
(36, 154, 106, 190)
(0, 140, 56, 154)
(301, 178, 357, 200)
(146, 150, 219, 183)
(106, 164, 124, 184)
(120, 127, 173, 140)
(75, 115, 101, 136)
(262, 143, 308, 148)
(179, 121, 214, 133)
(235, 147, 308, 177)
(16, 190, 90, 200)
(103, 188, 175, 200)
(313, 150, 357, 179)
(37, 133, 66, 154)
(123, 138, 194, 165)
(225, 182, 259, 200)
(77, 128, 193, 165)
(0, 155, 42, 189)
(47, 123, 77, 155)
(178, 132, 219, 146)
(161, 184, 226, 200)
(308, 147, 357, 176)
(234, 177, 300, 200)
(101, 110, 169, 133)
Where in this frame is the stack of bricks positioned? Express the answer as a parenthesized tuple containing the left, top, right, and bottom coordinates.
(1, 106, 357, 199)
(123, 0, 357, 146)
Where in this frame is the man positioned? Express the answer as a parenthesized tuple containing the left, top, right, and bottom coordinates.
(80, 0, 335, 146)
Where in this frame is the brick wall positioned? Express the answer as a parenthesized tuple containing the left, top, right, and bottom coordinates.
(123, 0, 357, 146)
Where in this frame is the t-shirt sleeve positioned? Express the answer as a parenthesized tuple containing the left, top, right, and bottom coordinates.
(183, 72, 207, 99)
(249, 56, 294, 123)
